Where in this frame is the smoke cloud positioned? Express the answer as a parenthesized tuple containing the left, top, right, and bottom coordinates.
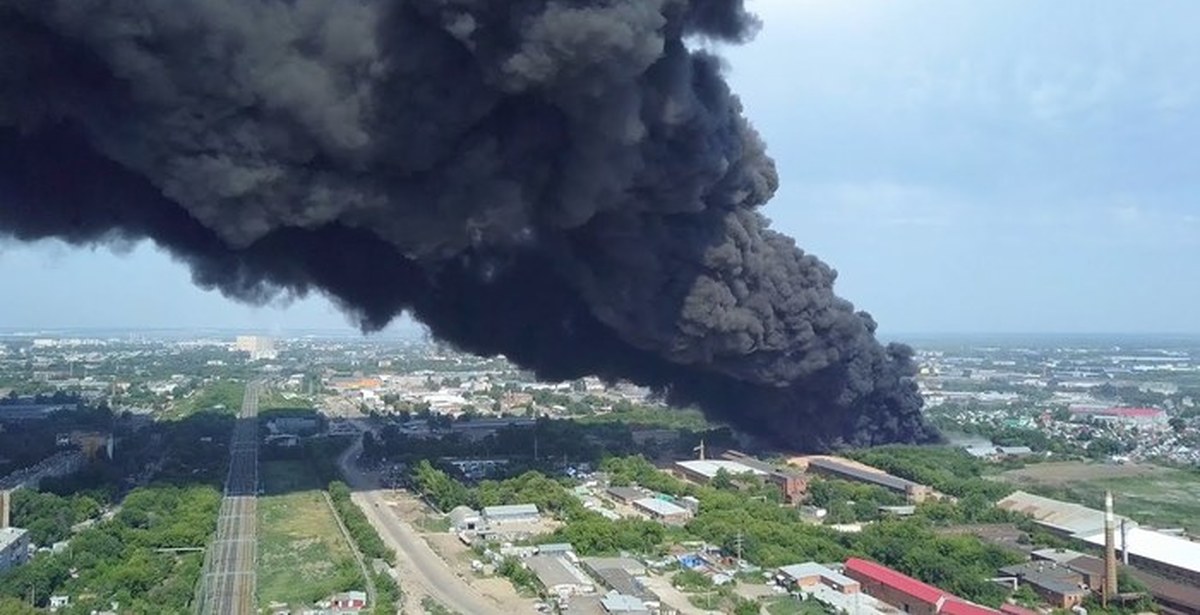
(0, 0, 936, 450)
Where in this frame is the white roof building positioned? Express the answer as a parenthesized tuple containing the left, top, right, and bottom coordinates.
(1076, 527, 1200, 582)
(632, 498, 691, 522)
(675, 459, 766, 479)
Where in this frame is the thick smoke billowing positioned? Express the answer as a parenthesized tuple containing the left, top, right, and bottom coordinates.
(0, 0, 936, 449)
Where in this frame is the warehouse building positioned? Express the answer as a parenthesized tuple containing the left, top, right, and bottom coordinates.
(482, 504, 540, 525)
(999, 562, 1089, 609)
(675, 459, 765, 484)
(793, 457, 933, 503)
(605, 486, 645, 504)
(843, 558, 999, 615)
(1075, 527, 1200, 587)
(720, 450, 809, 504)
(527, 555, 596, 598)
(998, 491, 1200, 587)
(777, 562, 860, 594)
(631, 498, 691, 525)
(844, 557, 946, 615)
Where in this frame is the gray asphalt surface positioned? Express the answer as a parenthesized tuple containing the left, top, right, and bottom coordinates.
(339, 435, 505, 615)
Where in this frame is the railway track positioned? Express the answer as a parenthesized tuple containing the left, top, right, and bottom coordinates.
(196, 381, 260, 615)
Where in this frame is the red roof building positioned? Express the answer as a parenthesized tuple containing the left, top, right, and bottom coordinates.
(1068, 406, 1166, 425)
(943, 597, 1001, 615)
(845, 558, 947, 615)
(843, 558, 1000, 615)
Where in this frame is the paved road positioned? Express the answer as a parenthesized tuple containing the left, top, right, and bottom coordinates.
(338, 435, 505, 615)
(197, 381, 260, 615)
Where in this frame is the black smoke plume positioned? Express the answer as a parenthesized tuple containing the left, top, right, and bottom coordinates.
(0, 0, 936, 450)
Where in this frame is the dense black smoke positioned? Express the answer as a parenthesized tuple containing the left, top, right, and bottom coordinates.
(0, 0, 937, 449)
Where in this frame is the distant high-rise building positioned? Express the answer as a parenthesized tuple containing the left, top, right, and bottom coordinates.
(235, 336, 277, 361)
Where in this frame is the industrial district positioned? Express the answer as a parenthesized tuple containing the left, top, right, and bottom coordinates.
(1, 332, 1199, 615)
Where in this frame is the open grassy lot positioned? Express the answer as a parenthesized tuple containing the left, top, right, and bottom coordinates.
(766, 596, 833, 615)
(164, 380, 245, 419)
(999, 461, 1200, 532)
(257, 461, 364, 609)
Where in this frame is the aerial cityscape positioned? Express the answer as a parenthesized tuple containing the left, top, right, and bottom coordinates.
(2, 0, 1199, 615)
(0, 331, 1197, 614)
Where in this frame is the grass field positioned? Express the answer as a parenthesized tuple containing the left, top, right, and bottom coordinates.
(164, 380, 245, 419)
(766, 596, 831, 615)
(257, 461, 364, 609)
(1000, 461, 1200, 532)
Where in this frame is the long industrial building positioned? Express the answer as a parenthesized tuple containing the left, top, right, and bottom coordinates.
(791, 456, 933, 503)
(998, 491, 1200, 589)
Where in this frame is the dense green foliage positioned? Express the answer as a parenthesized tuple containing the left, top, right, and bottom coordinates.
(498, 557, 540, 595)
(549, 514, 666, 554)
(854, 519, 1022, 607)
(845, 446, 1014, 500)
(0, 485, 220, 614)
(807, 477, 905, 524)
(10, 489, 101, 546)
(328, 481, 395, 564)
(372, 571, 402, 615)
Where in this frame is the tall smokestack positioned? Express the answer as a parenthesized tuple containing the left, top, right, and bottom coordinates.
(1104, 490, 1118, 606)
(0, 490, 9, 529)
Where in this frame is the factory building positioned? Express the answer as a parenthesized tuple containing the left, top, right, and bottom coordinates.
(675, 459, 765, 484)
(1000, 490, 1200, 606)
(526, 555, 596, 597)
(793, 457, 933, 503)
(1076, 527, 1200, 587)
(843, 558, 999, 615)
(720, 450, 809, 504)
(482, 504, 541, 525)
(996, 491, 1132, 538)
(631, 498, 692, 525)
(999, 562, 1089, 609)
(777, 562, 860, 595)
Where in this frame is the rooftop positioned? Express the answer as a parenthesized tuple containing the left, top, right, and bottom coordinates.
(600, 590, 648, 613)
(605, 486, 644, 501)
(995, 491, 1133, 536)
(482, 504, 539, 517)
(805, 458, 921, 492)
(0, 527, 29, 550)
(941, 598, 1000, 615)
(526, 555, 595, 590)
(675, 459, 766, 479)
(845, 558, 946, 605)
(779, 562, 858, 588)
(1076, 526, 1200, 575)
(1019, 571, 1088, 597)
(632, 497, 690, 517)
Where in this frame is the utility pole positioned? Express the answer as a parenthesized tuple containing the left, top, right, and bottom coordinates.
(735, 530, 744, 563)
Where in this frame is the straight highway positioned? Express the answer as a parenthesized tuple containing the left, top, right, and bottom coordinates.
(197, 381, 260, 615)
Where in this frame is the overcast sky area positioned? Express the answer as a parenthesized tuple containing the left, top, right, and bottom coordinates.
(2, 0, 1198, 335)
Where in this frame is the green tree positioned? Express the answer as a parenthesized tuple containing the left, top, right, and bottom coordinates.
(711, 468, 735, 490)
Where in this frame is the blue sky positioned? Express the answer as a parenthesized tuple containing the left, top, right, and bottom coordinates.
(2, 0, 1199, 334)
